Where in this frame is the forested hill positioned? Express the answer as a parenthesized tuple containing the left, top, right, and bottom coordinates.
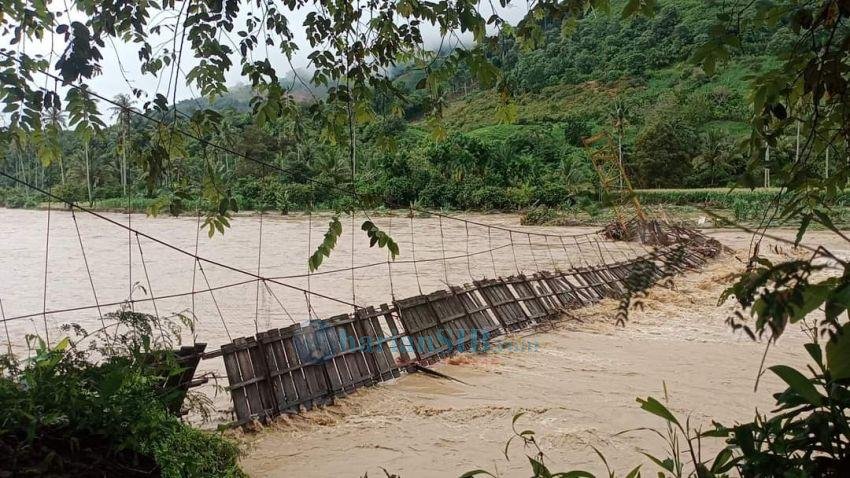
(176, 0, 788, 195)
(4, 0, 805, 212)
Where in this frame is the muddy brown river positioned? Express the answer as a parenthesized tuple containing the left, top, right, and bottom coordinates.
(1, 208, 841, 476)
(0, 208, 640, 348)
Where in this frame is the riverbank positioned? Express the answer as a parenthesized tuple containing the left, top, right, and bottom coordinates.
(5, 187, 850, 230)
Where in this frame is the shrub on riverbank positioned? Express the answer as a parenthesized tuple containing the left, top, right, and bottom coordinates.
(0, 310, 245, 477)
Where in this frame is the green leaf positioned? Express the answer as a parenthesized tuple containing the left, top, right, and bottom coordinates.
(769, 365, 823, 405)
(624, 465, 641, 478)
(459, 471, 496, 478)
(551, 472, 595, 478)
(790, 282, 831, 323)
(308, 217, 342, 272)
(640, 452, 674, 473)
(710, 447, 735, 473)
(528, 456, 551, 478)
(804, 343, 823, 368)
(795, 214, 811, 246)
(826, 324, 850, 380)
(636, 396, 680, 427)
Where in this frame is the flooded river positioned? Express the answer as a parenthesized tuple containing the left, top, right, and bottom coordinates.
(0, 207, 642, 424)
(0, 208, 637, 349)
(1, 207, 839, 476)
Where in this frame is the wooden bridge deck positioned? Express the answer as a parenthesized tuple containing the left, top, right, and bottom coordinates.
(214, 230, 722, 427)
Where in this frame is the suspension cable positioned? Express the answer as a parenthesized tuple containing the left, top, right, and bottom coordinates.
(197, 260, 233, 342)
(509, 230, 521, 275)
(253, 207, 264, 335)
(306, 207, 315, 316)
(0, 279, 258, 325)
(263, 281, 298, 325)
(438, 214, 449, 286)
(410, 209, 423, 295)
(135, 234, 166, 341)
(1, 298, 11, 355)
(559, 236, 576, 270)
(545, 236, 558, 271)
(591, 236, 609, 265)
(71, 210, 106, 331)
(351, 213, 357, 309)
(527, 232, 540, 273)
(386, 215, 396, 301)
(574, 236, 590, 267)
(464, 221, 474, 282)
(191, 207, 202, 319)
(127, 160, 134, 311)
(41, 200, 51, 346)
(488, 226, 498, 278)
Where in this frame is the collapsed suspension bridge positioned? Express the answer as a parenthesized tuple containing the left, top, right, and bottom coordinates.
(0, 174, 722, 426)
(0, 53, 723, 426)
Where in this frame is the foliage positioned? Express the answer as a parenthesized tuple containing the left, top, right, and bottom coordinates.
(1, 0, 792, 226)
(308, 216, 343, 272)
(630, 119, 700, 188)
(0, 310, 244, 477)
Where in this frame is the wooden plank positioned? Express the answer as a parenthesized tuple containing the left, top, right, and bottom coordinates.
(221, 342, 251, 424)
(308, 320, 345, 396)
(506, 275, 550, 323)
(395, 294, 451, 363)
(354, 306, 401, 380)
(233, 337, 267, 422)
(329, 314, 373, 390)
(352, 307, 380, 380)
(279, 325, 314, 409)
(474, 278, 531, 331)
(163, 343, 207, 415)
(451, 285, 501, 340)
(381, 303, 412, 365)
(246, 336, 276, 418)
(428, 289, 474, 351)
(294, 324, 332, 406)
(530, 274, 563, 312)
(258, 329, 299, 412)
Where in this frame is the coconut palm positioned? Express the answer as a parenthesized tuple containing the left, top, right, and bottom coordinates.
(609, 100, 629, 188)
(692, 130, 738, 187)
(42, 106, 66, 184)
(108, 94, 135, 197)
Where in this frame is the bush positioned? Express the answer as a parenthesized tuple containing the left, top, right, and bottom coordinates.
(465, 185, 510, 210)
(0, 310, 245, 477)
(632, 119, 701, 188)
(0, 187, 42, 208)
(506, 184, 537, 209)
(52, 182, 89, 203)
(535, 182, 575, 207)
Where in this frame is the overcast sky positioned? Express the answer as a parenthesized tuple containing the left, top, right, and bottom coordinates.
(0, 2, 529, 112)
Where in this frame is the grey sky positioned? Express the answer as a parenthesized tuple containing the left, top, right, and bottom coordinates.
(0, 2, 528, 113)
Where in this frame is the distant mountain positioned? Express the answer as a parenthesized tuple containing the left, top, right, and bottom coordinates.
(175, 68, 326, 113)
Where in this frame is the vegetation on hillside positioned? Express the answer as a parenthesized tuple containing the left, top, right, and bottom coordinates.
(1, 0, 830, 215)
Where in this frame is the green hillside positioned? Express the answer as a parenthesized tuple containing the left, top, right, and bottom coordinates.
(3, 0, 815, 214)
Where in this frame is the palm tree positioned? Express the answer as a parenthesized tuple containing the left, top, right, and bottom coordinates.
(610, 100, 629, 189)
(109, 94, 135, 197)
(42, 106, 67, 184)
(693, 130, 736, 187)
